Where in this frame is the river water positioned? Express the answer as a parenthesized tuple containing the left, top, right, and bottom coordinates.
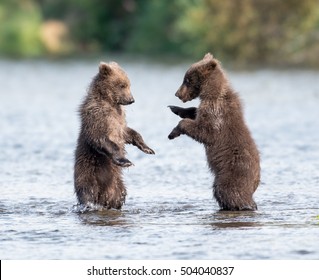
(0, 58, 318, 259)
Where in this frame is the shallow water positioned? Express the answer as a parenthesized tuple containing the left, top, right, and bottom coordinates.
(0, 58, 318, 259)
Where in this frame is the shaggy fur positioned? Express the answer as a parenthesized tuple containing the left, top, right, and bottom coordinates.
(74, 62, 154, 209)
(168, 53, 260, 211)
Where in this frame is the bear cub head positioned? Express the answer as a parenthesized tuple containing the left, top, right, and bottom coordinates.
(95, 61, 134, 106)
(175, 53, 226, 102)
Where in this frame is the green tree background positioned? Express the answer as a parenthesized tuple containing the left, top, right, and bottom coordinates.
(1, 0, 319, 66)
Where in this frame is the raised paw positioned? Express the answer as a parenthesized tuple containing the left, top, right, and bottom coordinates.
(168, 105, 180, 116)
(168, 105, 197, 119)
(168, 126, 181, 140)
(113, 157, 133, 167)
(142, 146, 155, 155)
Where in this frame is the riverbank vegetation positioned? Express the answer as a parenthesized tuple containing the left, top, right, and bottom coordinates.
(1, 0, 319, 66)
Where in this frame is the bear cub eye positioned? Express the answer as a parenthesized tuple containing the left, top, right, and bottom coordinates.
(119, 83, 127, 89)
(184, 77, 191, 86)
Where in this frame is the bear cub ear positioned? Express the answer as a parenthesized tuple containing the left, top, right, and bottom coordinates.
(99, 62, 112, 76)
(203, 53, 214, 60)
(201, 53, 217, 72)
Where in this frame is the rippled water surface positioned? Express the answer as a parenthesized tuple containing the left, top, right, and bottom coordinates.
(1, 58, 318, 259)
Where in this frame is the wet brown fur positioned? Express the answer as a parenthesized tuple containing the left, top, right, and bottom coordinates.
(74, 62, 154, 209)
(168, 53, 260, 211)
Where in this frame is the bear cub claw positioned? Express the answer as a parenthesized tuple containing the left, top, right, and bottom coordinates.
(141, 147, 155, 155)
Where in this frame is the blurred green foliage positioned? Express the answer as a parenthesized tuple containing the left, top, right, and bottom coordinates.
(1, 0, 319, 66)
(176, 0, 319, 65)
(0, 0, 44, 57)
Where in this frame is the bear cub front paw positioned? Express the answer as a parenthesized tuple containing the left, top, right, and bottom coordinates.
(113, 157, 133, 167)
(168, 126, 182, 140)
(141, 146, 155, 155)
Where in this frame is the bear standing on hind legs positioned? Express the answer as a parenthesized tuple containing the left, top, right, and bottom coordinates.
(168, 53, 260, 211)
(74, 62, 155, 209)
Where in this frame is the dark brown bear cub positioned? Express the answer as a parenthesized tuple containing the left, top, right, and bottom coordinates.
(168, 53, 260, 211)
(74, 61, 155, 209)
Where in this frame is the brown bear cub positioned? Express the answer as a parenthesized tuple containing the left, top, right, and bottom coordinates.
(168, 53, 260, 211)
(74, 62, 155, 209)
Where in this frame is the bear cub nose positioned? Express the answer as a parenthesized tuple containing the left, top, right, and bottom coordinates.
(128, 98, 135, 104)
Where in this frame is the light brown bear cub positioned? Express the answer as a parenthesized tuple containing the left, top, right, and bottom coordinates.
(168, 53, 260, 211)
(74, 62, 155, 209)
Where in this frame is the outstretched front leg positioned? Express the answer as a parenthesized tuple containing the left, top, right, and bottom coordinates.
(168, 106, 197, 119)
(125, 127, 155, 154)
(168, 119, 211, 144)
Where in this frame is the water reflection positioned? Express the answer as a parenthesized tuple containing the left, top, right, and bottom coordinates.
(76, 207, 129, 227)
(210, 221, 262, 229)
(208, 211, 263, 229)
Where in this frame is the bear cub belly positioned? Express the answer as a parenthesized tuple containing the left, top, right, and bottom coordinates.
(168, 53, 260, 211)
